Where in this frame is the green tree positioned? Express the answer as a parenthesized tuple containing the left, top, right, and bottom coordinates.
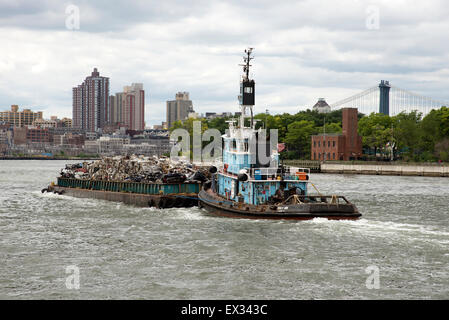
(284, 120, 316, 159)
(207, 116, 231, 134)
(358, 113, 393, 156)
(392, 111, 422, 161)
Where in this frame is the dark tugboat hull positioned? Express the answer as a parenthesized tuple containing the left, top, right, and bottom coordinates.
(198, 190, 361, 221)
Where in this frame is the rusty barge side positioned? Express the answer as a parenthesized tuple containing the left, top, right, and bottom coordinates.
(45, 177, 201, 208)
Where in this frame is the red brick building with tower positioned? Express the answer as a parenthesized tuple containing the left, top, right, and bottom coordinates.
(311, 108, 362, 161)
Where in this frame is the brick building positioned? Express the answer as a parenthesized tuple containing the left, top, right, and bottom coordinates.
(26, 127, 51, 144)
(0, 123, 12, 154)
(311, 108, 362, 161)
(13, 127, 27, 145)
(53, 133, 85, 147)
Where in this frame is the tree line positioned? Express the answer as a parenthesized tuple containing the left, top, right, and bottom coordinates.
(170, 106, 449, 162)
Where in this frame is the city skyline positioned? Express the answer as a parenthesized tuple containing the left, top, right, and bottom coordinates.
(1, 1, 449, 126)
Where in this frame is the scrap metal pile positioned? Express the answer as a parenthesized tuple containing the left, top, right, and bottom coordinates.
(59, 155, 209, 183)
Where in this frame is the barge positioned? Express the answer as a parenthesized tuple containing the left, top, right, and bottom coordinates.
(198, 48, 361, 220)
(44, 177, 201, 208)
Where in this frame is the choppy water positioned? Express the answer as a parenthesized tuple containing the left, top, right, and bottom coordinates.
(0, 160, 448, 299)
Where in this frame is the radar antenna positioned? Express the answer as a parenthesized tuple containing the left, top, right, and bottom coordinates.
(239, 47, 254, 80)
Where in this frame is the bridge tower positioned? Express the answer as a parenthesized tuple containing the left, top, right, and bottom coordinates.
(379, 80, 391, 115)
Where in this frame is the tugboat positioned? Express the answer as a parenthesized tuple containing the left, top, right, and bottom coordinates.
(198, 48, 361, 220)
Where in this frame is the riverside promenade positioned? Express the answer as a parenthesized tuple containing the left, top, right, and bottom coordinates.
(321, 163, 449, 177)
(284, 160, 449, 177)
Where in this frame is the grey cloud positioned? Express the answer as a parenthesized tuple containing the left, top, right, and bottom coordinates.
(1, 0, 449, 126)
(0, 0, 212, 31)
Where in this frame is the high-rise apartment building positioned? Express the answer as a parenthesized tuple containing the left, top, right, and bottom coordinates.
(0, 105, 43, 127)
(109, 85, 144, 131)
(166, 92, 194, 128)
(72, 68, 109, 132)
(108, 92, 124, 125)
(122, 83, 145, 131)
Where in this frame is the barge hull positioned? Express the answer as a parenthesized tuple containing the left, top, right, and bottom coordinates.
(52, 186, 198, 209)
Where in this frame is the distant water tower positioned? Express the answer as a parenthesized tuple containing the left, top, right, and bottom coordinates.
(312, 98, 331, 113)
(379, 80, 391, 115)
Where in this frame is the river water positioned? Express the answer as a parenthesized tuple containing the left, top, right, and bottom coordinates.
(0, 160, 447, 299)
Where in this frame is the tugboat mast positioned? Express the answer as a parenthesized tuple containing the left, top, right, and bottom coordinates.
(240, 47, 253, 80)
(238, 48, 255, 129)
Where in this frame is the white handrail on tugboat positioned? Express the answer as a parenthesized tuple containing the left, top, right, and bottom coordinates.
(247, 166, 310, 180)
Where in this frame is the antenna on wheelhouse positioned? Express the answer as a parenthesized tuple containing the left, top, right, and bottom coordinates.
(238, 47, 255, 128)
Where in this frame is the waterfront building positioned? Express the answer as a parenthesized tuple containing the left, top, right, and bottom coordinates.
(311, 108, 362, 161)
(26, 126, 51, 144)
(12, 126, 52, 145)
(33, 118, 58, 128)
(61, 117, 72, 128)
(85, 131, 99, 141)
(0, 105, 43, 127)
(53, 132, 85, 147)
(131, 129, 171, 156)
(33, 116, 73, 129)
(48, 126, 85, 138)
(72, 68, 109, 132)
(13, 127, 27, 145)
(0, 124, 12, 154)
(166, 92, 194, 128)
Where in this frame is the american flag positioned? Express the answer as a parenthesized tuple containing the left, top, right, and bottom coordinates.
(277, 143, 286, 153)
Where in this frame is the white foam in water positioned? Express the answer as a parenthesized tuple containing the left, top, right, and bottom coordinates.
(306, 217, 331, 224)
(305, 217, 449, 246)
(32, 190, 104, 208)
(172, 208, 207, 220)
(33, 190, 74, 200)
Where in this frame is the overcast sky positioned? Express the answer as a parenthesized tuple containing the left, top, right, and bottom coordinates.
(1, 0, 449, 126)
